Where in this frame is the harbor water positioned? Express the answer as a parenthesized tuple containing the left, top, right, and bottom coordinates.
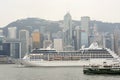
(0, 64, 120, 80)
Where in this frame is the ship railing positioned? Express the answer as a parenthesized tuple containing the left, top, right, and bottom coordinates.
(84, 63, 120, 71)
(84, 64, 101, 69)
(106, 48, 119, 58)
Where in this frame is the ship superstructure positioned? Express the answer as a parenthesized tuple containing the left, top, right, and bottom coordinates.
(19, 43, 119, 67)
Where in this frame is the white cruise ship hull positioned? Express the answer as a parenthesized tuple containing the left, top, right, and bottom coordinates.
(20, 60, 90, 67)
(18, 58, 119, 67)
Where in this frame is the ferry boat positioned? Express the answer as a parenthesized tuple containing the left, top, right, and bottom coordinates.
(83, 62, 120, 74)
(18, 43, 120, 67)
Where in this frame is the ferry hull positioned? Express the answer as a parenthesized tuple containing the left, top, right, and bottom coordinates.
(83, 68, 120, 75)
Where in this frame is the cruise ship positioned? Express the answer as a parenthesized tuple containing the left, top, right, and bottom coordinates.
(19, 43, 120, 67)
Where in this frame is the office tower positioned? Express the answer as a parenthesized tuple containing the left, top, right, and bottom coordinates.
(63, 12, 74, 51)
(103, 33, 114, 50)
(32, 29, 40, 49)
(5, 39, 21, 58)
(42, 31, 52, 48)
(81, 16, 90, 47)
(19, 30, 29, 58)
(0, 29, 3, 36)
(2, 43, 10, 56)
(56, 31, 63, 39)
(0, 36, 4, 44)
(52, 31, 63, 39)
(29, 36, 32, 52)
(91, 24, 104, 47)
(0, 37, 10, 56)
(89, 24, 96, 45)
(80, 31, 88, 47)
(74, 26, 81, 50)
(44, 32, 51, 40)
(8, 27, 17, 39)
(54, 39, 63, 51)
(113, 27, 120, 55)
(111, 34, 115, 51)
(92, 32, 105, 48)
(92, 24, 99, 42)
(0, 36, 4, 51)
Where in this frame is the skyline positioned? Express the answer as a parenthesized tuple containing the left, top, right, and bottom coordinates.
(1, 0, 120, 27)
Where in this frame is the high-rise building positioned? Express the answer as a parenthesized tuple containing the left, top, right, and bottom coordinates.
(32, 30, 40, 49)
(52, 31, 63, 39)
(54, 39, 63, 51)
(113, 27, 120, 55)
(5, 39, 21, 58)
(81, 31, 88, 47)
(104, 33, 114, 50)
(92, 24, 99, 42)
(89, 24, 95, 45)
(63, 12, 74, 51)
(28, 36, 32, 52)
(74, 26, 81, 50)
(44, 32, 51, 40)
(81, 16, 90, 47)
(1, 43, 10, 56)
(8, 27, 17, 39)
(0, 29, 3, 36)
(0, 38, 21, 59)
(81, 17, 90, 34)
(98, 33, 105, 48)
(19, 30, 29, 58)
(0, 36, 4, 52)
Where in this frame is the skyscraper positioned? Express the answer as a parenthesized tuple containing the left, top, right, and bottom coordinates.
(19, 30, 29, 58)
(8, 27, 17, 39)
(81, 16, 90, 47)
(63, 12, 74, 51)
(103, 33, 114, 50)
(54, 39, 63, 51)
(74, 26, 81, 50)
(0, 29, 3, 36)
(32, 29, 40, 49)
(5, 39, 21, 58)
(113, 27, 120, 55)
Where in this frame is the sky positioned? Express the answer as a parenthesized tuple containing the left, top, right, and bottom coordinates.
(0, 0, 120, 27)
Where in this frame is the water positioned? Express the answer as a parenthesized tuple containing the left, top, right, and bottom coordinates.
(0, 64, 120, 80)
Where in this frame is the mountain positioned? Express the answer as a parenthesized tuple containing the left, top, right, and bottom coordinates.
(3, 18, 120, 37)
(90, 20, 120, 32)
(3, 18, 62, 37)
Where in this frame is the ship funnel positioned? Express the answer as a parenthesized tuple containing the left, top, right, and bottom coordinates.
(89, 42, 99, 49)
(46, 44, 52, 50)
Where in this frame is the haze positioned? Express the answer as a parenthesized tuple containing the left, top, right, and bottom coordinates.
(0, 0, 120, 27)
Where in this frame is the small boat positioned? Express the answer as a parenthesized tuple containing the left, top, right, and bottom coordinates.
(83, 62, 120, 74)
